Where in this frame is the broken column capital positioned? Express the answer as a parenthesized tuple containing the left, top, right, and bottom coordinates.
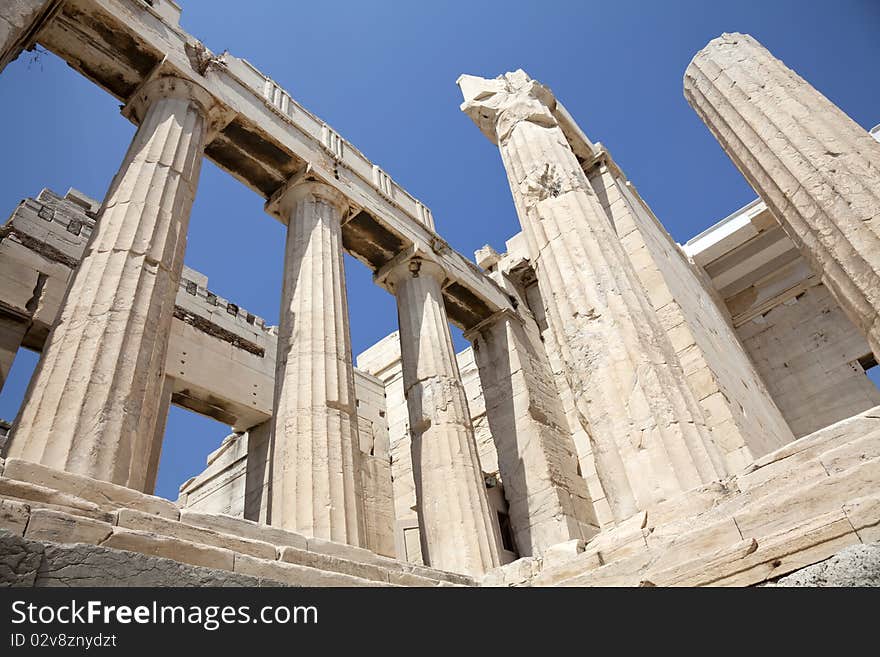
(474, 244, 502, 271)
(457, 69, 558, 144)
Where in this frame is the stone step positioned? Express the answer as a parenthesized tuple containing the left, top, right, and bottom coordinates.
(747, 406, 880, 472)
(177, 510, 472, 586)
(736, 424, 880, 501)
(637, 423, 880, 543)
(5, 506, 394, 586)
(0, 458, 473, 586)
(529, 447, 880, 587)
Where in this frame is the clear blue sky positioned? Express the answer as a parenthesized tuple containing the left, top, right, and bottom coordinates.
(0, 1, 877, 500)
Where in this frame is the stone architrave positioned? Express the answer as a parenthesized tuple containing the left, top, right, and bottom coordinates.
(459, 71, 727, 522)
(685, 33, 880, 358)
(266, 179, 365, 547)
(8, 76, 213, 490)
(380, 255, 501, 575)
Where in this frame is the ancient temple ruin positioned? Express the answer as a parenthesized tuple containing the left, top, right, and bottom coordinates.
(1, 1, 879, 587)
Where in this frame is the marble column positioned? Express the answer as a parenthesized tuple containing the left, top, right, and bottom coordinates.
(459, 70, 726, 523)
(8, 76, 212, 490)
(0, 314, 27, 394)
(466, 304, 598, 556)
(268, 180, 365, 546)
(383, 256, 501, 575)
(143, 375, 174, 495)
(685, 33, 880, 359)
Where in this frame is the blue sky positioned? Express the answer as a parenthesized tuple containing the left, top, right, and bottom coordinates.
(0, 1, 878, 500)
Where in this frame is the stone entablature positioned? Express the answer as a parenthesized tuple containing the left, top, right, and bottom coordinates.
(19, 0, 514, 333)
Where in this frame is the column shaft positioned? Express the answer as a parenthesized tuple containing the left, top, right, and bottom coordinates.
(268, 181, 364, 546)
(0, 314, 27, 394)
(143, 375, 174, 495)
(460, 71, 726, 522)
(389, 258, 501, 575)
(685, 33, 880, 357)
(8, 76, 210, 490)
(468, 305, 599, 556)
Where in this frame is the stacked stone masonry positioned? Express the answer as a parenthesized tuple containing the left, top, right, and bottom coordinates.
(0, 0, 878, 585)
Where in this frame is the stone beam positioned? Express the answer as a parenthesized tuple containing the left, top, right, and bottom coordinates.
(31, 0, 514, 331)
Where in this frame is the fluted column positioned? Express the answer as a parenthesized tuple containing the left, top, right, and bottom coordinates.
(466, 306, 598, 556)
(268, 180, 365, 546)
(685, 33, 880, 358)
(143, 375, 174, 495)
(0, 314, 27, 394)
(382, 256, 501, 575)
(8, 76, 212, 490)
(459, 71, 726, 523)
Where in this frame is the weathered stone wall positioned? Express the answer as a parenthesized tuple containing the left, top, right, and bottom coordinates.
(588, 161, 792, 470)
(458, 346, 498, 476)
(0, 189, 97, 353)
(352, 371, 396, 558)
(737, 283, 880, 437)
(354, 333, 420, 562)
(178, 430, 253, 518)
(685, 200, 880, 438)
